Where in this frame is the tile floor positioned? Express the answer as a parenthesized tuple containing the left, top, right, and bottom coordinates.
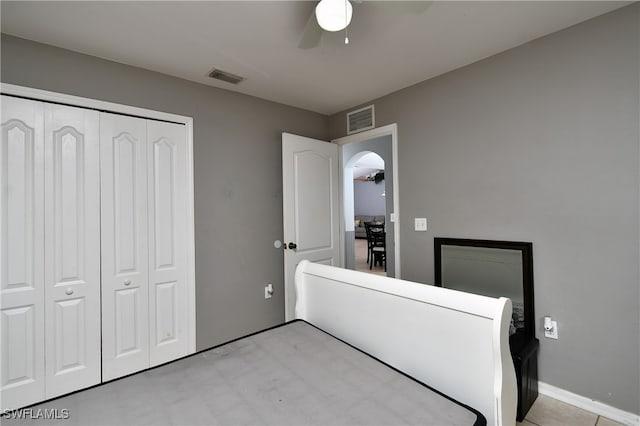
(355, 238, 386, 276)
(518, 395, 625, 426)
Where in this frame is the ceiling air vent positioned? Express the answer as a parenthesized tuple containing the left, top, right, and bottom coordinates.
(208, 68, 245, 85)
(347, 104, 375, 135)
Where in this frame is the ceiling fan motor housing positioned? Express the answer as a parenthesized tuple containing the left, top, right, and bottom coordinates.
(315, 0, 353, 32)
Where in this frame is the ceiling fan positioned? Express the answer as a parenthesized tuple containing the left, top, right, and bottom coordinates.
(298, 0, 433, 49)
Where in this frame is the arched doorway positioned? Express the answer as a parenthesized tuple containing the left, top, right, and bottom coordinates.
(346, 152, 386, 275)
(341, 134, 396, 277)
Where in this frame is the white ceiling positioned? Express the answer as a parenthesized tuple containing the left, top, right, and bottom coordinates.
(1, 1, 630, 115)
(353, 152, 385, 179)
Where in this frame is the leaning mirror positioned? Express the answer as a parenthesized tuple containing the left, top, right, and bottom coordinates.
(434, 238, 535, 343)
(434, 237, 538, 421)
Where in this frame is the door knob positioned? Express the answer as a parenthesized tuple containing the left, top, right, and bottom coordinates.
(124, 280, 131, 286)
(288, 242, 297, 250)
(65, 288, 74, 295)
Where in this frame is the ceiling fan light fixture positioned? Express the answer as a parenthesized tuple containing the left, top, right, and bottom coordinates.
(315, 0, 353, 32)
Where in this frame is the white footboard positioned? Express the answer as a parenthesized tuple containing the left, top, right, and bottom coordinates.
(294, 261, 517, 426)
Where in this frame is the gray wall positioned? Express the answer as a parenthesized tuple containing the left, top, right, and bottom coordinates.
(330, 4, 640, 413)
(354, 180, 386, 216)
(330, 5, 640, 415)
(0, 34, 329, 351)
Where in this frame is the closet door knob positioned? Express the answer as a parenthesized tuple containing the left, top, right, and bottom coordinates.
(124, 280, 131, 286)
(65, 288, 74, 295)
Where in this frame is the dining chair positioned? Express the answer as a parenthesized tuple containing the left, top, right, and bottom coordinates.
(366, 222, 386, 271)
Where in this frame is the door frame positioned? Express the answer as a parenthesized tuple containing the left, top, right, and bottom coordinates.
(332, 123, 400, 278)
(1, 83, 197, 353)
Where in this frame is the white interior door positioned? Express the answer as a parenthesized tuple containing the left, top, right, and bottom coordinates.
(100, 113, 150, 381)
(1, 96, 46, 410)
(43, 104, 101, 398)
(282, 133, 341, 321)
(147, 120, 189, 366)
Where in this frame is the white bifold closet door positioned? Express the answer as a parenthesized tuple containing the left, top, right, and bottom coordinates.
(100, 113, 150, 381)
(43, 103, 101, 398)
(1, 97, 101, 406)
(2, 94, 192, 409)
(101, 114, 189, 380)
(1, 96, 46, 409)
(146, 120, 189, 367)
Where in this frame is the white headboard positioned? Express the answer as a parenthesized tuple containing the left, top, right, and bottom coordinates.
(294, 260, 517, 426)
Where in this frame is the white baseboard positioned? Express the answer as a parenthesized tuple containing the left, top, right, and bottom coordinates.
(538, 382, 639, 426)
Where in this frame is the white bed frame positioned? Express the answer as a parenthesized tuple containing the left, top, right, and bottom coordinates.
(294, 261, 517, 426)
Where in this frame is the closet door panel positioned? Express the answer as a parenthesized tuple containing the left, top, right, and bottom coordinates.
(147, 121, 189, 366)
(44, 104, 101, 398)
(100, 113, 149, 381)
(0, 96, 45, 410)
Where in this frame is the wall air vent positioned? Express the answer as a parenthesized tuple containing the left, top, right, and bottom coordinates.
(208, 68, 245, 85)
(347, 104, 375, 135)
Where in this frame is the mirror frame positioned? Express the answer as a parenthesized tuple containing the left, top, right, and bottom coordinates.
(434, 238, 535, 340)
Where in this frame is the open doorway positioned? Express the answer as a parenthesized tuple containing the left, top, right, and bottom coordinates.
(350, 153, 386, 276)
(281, 124, 398, 319)
(340, 132, 396, 278)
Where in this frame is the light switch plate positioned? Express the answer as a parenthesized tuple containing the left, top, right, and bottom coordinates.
(414, 218, 427, 231)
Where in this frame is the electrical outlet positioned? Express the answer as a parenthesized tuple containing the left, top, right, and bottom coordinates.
(264, 283, 274, 299)
(414, 218, 427, 231)
(544, 320, 558, 339)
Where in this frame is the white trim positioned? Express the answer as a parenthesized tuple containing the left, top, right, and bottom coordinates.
(2, 83, 197, 355)
(337, 148, 346, 269)
(538, 382, 640, 426)
(185, 120, 197, 353)
(1, 83, 192, 125)
(332, 123, 401, 278)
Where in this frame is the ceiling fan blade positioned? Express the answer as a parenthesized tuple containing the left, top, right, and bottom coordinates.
(298, 10, 323, 49)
